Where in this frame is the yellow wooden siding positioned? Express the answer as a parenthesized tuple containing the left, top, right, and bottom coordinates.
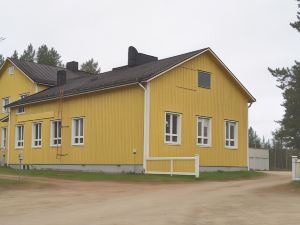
(8, 85, 144, 165)
(0, 62, 46, 162)
(149, 51, 248, 167)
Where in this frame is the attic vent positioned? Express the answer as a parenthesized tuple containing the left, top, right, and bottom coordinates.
(8, 66, 14, 75)
(198, 71, 211, 89)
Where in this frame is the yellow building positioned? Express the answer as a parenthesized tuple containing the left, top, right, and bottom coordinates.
(0, 47, 255, 175)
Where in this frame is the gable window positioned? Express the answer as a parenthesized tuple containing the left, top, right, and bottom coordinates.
(72, 118, 84, 145)
(198, 71, 211, 89)
(2, 97, 9, 113)
(1, 127, 7, 150)
(8, 66, 14, 75)
(32, 123, 42, 148)
(51, 120, 62, 147)
(197, 117, 211, 147)
(165, 112, 181, 144)
(225, 120, 238, 148)
(15, 125, 24, 149)
(16, 94, 28, 114)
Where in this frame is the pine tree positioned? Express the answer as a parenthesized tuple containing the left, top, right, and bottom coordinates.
(20, 43, 35, 62)
(0, 54, 4, 67)
(36, 44, 62, 66)
(80, 58, 101, 74)
(291, 0, 300, 32)
(248, 127, 262, 148)
(269, 1, 300, 152)
(11, 50, 18, 59)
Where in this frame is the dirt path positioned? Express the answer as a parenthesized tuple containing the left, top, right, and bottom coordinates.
(0, 171, 299, 225)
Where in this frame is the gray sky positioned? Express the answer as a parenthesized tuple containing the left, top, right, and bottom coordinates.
(1, 0, 299, 140)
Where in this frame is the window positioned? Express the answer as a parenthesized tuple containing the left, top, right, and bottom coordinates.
(197, 117, 211, 147)
(225, 120, 238, 148)
(165, 112, 181, 144)
(198, 71, 211, 89)
(8, 66, 14, 75)
(72, 118, 84, 145)
(15, 125, 24, 148)
(16, 94, 28, 114)
(51, 120, 62, 147)
(1, 127, 7, 150)
(2, 97, 9, 113)
(32, 123, 42, 148)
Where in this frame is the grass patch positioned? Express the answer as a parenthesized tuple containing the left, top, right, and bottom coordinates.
(0, 178, 48, 191)
(290, 181, 300, 189)
(0, 167, 264, 182)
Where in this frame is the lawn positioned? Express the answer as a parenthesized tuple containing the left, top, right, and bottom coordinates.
(0, 167, 265, 182)
(290, 181, 300, 189)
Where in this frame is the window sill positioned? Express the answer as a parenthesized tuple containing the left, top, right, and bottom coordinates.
(197, 144, 212, 148)
(16, 112, 25, 115)
(72, 144, 84, 147)
(164, 142, 181, 146)
(15, 147, 24, 150)
(225, 146, 238, 150)
(32, 146, 42, 149)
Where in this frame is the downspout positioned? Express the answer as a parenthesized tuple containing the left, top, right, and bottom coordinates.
(7, 109, 11, 167)
(138, 82, 150, 172)
(247, 102, 253, 171)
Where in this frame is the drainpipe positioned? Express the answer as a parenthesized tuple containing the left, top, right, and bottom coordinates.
(247, 102, 253, 171)
(138, 82, 150, 172)
(7, 109, 11, 167)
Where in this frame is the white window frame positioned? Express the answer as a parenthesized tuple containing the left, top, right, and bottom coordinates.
(8, 66, 14, 75)
(32, 122, 42, 148)
(2, 97, 10, 113)
(196, 116, 212, 147)
(1, 127, 7, 150)
(164, 112, 181, 145)
(16, 93, 28, 114)
(225, 120, 238, 149)
(15, 125, 24, 149)
(72, 117, 84, 146)
(50, 120, 62, 147)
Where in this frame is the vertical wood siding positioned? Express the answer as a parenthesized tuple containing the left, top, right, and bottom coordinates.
(149, 51, 249, 167)
(8, 86, 144, 165)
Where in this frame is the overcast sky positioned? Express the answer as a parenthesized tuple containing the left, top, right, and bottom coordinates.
(0, 0, 299, 139)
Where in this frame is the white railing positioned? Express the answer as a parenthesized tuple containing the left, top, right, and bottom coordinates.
(145, 155, 199, 178)
(292, 156, 300, 181)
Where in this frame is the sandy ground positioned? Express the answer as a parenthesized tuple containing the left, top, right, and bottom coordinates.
(0, 171, 299, 225)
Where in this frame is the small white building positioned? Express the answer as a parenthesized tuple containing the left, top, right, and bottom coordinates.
(249, 148, 269, 171)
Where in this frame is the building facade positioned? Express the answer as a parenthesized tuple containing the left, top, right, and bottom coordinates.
(0, 47, 255, 174)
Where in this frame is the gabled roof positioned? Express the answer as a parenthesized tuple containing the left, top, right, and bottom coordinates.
(3, 58, 91, 86)
(8, 48, 255, 108)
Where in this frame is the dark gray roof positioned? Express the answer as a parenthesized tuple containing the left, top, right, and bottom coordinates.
(8, 48, 209, 107)
(9, 58, 92, 86)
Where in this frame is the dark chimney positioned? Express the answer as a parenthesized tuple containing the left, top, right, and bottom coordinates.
(66, 61, 78, 72)
(57, 70, 67, 86)
(128, 46, 158, 67)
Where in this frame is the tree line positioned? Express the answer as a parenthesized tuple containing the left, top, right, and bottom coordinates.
(0, 43, 100, 74)
(250, 1, 300, 170)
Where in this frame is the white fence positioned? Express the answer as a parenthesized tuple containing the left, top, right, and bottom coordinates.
(145, 155, 199, 178)
(292, 156, 300, 181)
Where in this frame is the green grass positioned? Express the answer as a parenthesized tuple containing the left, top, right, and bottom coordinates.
(0, 167, 265, 182)
(0, 178, 48, 191)
(290, 181, 300, 189)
